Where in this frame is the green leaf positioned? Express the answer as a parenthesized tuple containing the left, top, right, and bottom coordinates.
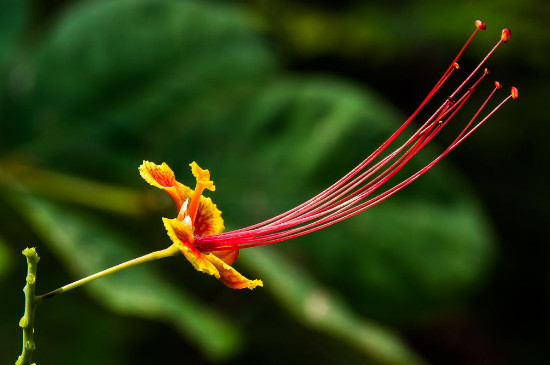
(240, 247, 427, 365)
(27, 0, 274, 171)
(8, 191, 242, 361)
(0, 0, 25, 68)
(233, 77, 399, 177)
(224, 77, 495, 322)
(0, 234, 14, 279)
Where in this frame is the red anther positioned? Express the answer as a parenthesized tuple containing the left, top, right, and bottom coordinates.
(484, 68, 490, 75)
(453, 62, 460, 70)
(494, 81, 502, 89)
(501, 28, 511, 42)
(475, 20, 486, 30)
(511, 86, 519, 100)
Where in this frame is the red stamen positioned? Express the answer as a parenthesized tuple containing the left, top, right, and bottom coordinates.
(199, 84, 511, 251)
(449, 31, 509, 100)
(194, 21, 517, 252)
(220, 22, 490, 240)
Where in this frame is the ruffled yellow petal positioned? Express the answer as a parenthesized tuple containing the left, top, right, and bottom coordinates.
(143, 161, 254, 290)
(163, 218, 259, 289)
(163, 218, 219, 278)
(139, 161, 176, 189)
(190, 161, 215, 191)
(205, 253, 263, 290)
(139, 161, 224, 235)
(139, 161, 191, 211)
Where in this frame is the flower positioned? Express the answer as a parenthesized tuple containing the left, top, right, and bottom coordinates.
(141, 21, 518, 290)
(139, 161, 263, 289)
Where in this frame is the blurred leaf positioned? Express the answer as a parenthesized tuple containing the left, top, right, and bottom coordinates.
(224, 77, 495, 322)
(0, 0, 30, 152)
(241, 0, 548, 67)
(241, 247, 426, 365)
(0, 0, 25, 68)
(7, 190, 242, 361)
(302, 199, 494, 322)
(233, 77, 398, 177)
(0, 234, 14, 279)
(23, 0, 274, 175)
(3, 162, 146, 216)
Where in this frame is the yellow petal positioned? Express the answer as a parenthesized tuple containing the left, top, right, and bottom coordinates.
(189, 161, 215, 191)
(163, 218, 219, 278)
(139, 161, 191, 211)
(139, 161, 176, 188)
(205, 253, 263, 290)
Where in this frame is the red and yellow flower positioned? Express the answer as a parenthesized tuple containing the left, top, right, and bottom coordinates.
(139, 21, 518, 290)
(139, 161, 262, 289)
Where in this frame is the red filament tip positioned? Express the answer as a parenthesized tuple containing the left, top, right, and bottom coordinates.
(501, 28, 511, 42)
(453, 62, 460, 70)
(484, 68, 490, 75)
(475, 20, 486, 30)
(494, 81, 502, 89)
(511, 86, 519, 100)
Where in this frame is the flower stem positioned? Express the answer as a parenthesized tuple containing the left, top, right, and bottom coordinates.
(37, 244, 180, 303)
(16, 248, 40, 365)
(15, 245, 181, 364)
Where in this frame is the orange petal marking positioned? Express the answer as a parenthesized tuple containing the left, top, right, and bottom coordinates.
(193, 196, 224, 236)
(139, 161, 191, 211)
(205, 254, 263, 290)
(211, 249, 239, 265)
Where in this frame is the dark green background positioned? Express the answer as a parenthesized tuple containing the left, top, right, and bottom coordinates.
(0, 0, 547, 364)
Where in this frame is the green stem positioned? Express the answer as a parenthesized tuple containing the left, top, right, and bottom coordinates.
(15, 245, 180, 364)
(37, 244, 180, 302)
(16, 248, 40, 365)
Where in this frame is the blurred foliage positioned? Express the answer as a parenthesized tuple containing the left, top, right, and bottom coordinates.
(0, 0, 25, 67)
(238, 0, 549, 67)
(0, 234, 14, 278)
(242, 247, 427, 365)
(1, 0, 546, 364)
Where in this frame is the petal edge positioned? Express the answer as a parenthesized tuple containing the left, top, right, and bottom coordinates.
(139, 161, 191, 211)
(163, 218, 219, 278)
(205, 253, 263, 290)
(139, 161, 176, 188)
